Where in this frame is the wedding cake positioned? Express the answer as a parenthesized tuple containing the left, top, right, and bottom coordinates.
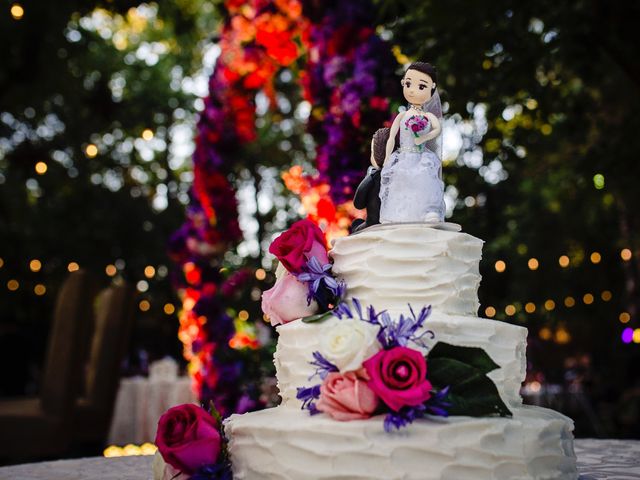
(224, 223, 578, 480)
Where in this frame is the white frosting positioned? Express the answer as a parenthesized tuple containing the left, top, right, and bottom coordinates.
(330, 224, 483, 317)
(275, 312, 527, 409)
(225, 405, 578, 480)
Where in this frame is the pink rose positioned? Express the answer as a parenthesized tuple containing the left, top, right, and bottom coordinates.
(155, 404, 221, 475)
(316, 371, 379, 421)
(269, 219, 328, 274)
(261, 271, 318, 326)
(363, 347, 432, 412)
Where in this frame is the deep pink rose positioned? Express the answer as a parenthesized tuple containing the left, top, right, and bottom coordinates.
(316, 371, 379, 421)
(269, 219, 328, 274)
(261, 271, 318, 326)
(363, 347, 432, 412)
(155, 404, 221, 475)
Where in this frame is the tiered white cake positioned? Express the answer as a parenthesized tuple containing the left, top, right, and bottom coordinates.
(225, 224, 578, 480)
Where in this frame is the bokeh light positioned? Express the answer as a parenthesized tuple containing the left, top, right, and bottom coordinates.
(164, 303, 175, 315)
(590, 252, 601, 264)
(85, 144, 98, 158)
(7, 280, 19, 291)
(558, 255, 570, 267)
(525, 302, 536, 313)
(105, 264, 117, 276)
(544, 299, 555, 311)
(142, 129, 154, 140)
(593, 173, 605, 189)
(68, 262, 80, 272)
(139, 300, 150, 312)
(621, 248, 632, 261)
(505, 305, 516, 316)
(601, 291, 612, 301)
(10, 3, 24, 20)
(622, 328, 633, 344)
(34, 284, 46, 296)
(583, 293, 594, 305)
(485, 306, 496, 318)
(494, 260, 506, 273)
(255, 268, 266, 280)
(144, 266, 156, 278)
(35, 161, 48, 175)
(564, 296, 575, 308)
(619, 312, 631, 324)
(29, 259, 42, 272)
(528, 258, 539, 270)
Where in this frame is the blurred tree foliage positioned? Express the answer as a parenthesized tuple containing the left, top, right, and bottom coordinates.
(377, 0, 640, 436)
(0, 0, 224, 393)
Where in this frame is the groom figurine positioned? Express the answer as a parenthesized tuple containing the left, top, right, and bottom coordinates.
(351, 128, 390, 233)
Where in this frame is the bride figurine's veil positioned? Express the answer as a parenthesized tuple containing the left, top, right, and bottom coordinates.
(423, 88, 443, 165)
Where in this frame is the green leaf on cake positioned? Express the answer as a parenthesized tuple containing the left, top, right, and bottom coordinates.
(301, 311, 333, 323)
(428, 342, 500, 374)
(427, 342, 512, 418)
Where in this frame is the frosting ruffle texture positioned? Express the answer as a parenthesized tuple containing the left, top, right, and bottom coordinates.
(274, 312, 527, 409)
(330, 224, 483, 316)
(224, 405, 578, 480)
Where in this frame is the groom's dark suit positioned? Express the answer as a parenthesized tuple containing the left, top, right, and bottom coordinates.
(351, 166, 381, 232)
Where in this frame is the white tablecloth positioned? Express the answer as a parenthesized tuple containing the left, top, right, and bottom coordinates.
(107, 376, 198, 446)
(0, 439, 638, 479)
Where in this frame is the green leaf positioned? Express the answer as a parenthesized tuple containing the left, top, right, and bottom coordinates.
(428, 342, 500, 375)
(301, 311, 333, 324)
(428, 357, 512, 417)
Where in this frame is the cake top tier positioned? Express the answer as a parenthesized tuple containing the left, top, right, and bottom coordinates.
(330, 223, 483, 317)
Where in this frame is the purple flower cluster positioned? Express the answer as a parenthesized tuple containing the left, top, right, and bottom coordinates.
(301, 0, 398, 204)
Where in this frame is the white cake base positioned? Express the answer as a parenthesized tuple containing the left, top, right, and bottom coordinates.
(224, 405, 578, 480)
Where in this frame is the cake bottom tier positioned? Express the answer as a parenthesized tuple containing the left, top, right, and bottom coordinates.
(224, 405, 578, 480)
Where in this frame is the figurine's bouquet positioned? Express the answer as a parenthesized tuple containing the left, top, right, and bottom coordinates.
(404, 115, 429, 138)
(297, 299, 511, 432)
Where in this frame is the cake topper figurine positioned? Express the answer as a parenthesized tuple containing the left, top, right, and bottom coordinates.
(351, 128, 390, 233)
(379, 61, 445, 224)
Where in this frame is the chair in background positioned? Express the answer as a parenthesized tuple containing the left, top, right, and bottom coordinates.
(0, 270, 98, 461)
(73, 281, 136, 444)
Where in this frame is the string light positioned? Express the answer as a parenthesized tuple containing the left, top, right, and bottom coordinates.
(7, 280, 19, 291)
(85, 144, 98, 158)
(539, 327, 552, 340)
(558, 255, 570, 268)
(164, 303, 175, 315)
(10, 3, 24, 20)
(485, 306, 496, 318)
(583, 293, 594, 305)
(601, 291, 612, 301)
(495, 260, 506, 273)
(34, 284, 46, 296)
(505, 305, 516, 316)
(555, 327, 571, 344)
(142, 129, 154, 140)
(564, 296, 575, 307)
(525, 302, 536, 313)
(255, 268, 266, 280)
(67, 262, 79, 272)
(619, 312, 631, 324)
(528, 258, 539, 270)
(29, 259, 42, 272)
(105, 264, 117, 276)
(139, 300, 150, 312)
(621, 249, 632, 261)
(544, 299, 556, 311)
(590, 252, 601, 264)
(35, 162, 48, 175)
(144, 266, 156, 278)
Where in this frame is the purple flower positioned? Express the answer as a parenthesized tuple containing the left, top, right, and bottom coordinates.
(296, 384, 322, 414)
(383, 404, 427, 432)
(309, 351, 339, 380)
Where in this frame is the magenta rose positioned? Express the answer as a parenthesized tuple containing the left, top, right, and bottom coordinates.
(261, 271, 318, 326)
(269, 219, 328, 274)
(155, 404, 221, 475)
(316, 371, 379, 421)
(363, 347, 432, 412)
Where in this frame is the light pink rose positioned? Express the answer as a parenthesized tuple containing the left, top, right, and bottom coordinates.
(261, 271, 318, 326)
(363, 347, 432, 412)
(316, 371, 379, 421)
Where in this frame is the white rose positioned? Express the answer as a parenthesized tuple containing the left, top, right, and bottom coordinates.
(319, 318, 381, 372)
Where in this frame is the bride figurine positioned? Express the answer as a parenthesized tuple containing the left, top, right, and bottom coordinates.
(379, 61, 445, 224)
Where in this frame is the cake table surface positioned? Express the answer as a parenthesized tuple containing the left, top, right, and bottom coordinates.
(0, 440, 637, 480)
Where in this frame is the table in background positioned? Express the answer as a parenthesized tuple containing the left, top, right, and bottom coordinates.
(108, 359, 198, 446)
(0, 439, 638, 479)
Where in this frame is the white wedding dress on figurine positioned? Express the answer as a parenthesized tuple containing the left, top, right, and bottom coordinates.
(379, 114, 445, 223)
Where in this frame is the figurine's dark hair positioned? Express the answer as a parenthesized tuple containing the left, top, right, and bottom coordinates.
(405, 62, 437, 94)
(372, 127, 390, 168)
